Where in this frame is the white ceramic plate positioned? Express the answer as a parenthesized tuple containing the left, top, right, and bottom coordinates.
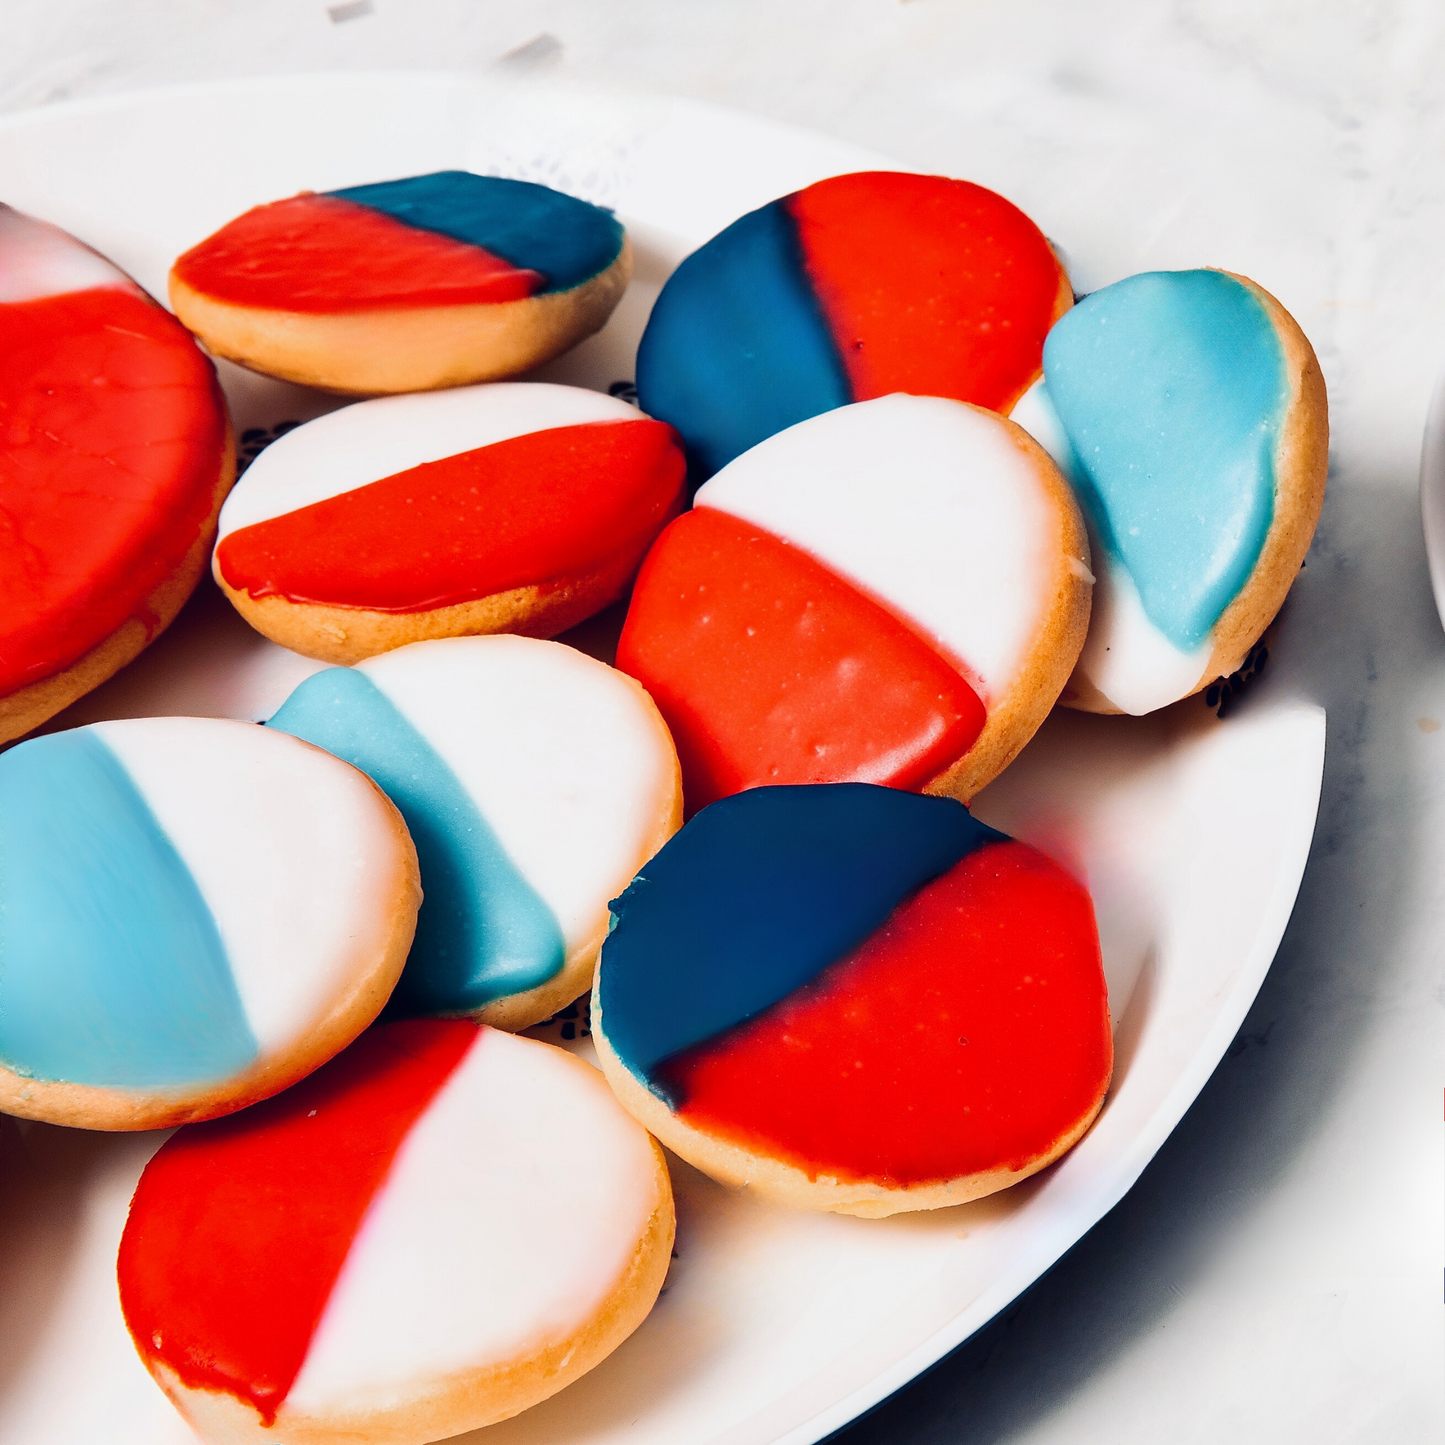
(0, 74, 1325, 1445)
(1419, 366, 1445, 632)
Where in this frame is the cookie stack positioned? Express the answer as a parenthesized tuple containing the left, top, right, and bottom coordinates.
(0, 164, 1327, 1444)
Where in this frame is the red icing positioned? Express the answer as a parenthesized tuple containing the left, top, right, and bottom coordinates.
(118, 1020, 478, 1426)
(0, 287, 228, 699)
(216, 419, 687, 612)
(658, 842, 1112, 1187)
(788, 172, 1070, 414)
(172, 194, 543, 312)
(615, 506, 985, 813)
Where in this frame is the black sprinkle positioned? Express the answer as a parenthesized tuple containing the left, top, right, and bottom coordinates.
(608, 380, 640, 405)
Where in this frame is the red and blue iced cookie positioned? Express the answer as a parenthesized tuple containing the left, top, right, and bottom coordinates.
(1010, 268, 1328, 714)
(635, 170, 1072, 479)
(120, 1021, 673, 1444)
(0, 205, 233, 743)
(170, 171, 631, 394)
(593, 784, 1112, 1217)
(616, 393, 1091, 811)
(268, 636, 682, 1031)
(214, 382, 687, 663)
(0, 717, 419, 1131)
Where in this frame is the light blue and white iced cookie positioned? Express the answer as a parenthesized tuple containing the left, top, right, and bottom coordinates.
(0, 717, 420, 1131)
(268, 635, 683, 1032)
(1011, 268, 1327, 715)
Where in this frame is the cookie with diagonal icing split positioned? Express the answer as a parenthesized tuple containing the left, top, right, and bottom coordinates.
(170, 171, 632, 393)
(213, 382, 687, 663)
(635, 170, 1072, 479)
(0, 205, 234, 744)
(0, 718, 419, 1130)
(268, 636, 682, 1031)
(593, 784, 1112, 1217)
(616, 393, 1091, 810)
(1010, 268, 1328, 715)
(119, 1021, 673, 1444)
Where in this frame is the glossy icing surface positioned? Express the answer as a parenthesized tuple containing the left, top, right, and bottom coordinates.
(634, 171, 1067, 478)
(659, 840, 1112, 1186)
(270, 666, 565, 1016)
(790, 171, 1066, 413)
(1042, 269, 1287, 651)
(0, 718, 407, 1087)
(121, 1022, 662, 1421)
(173, 171, 623, 312)
(216, 417, 685, 612)
(271, 636, 678, 1015)
(0, 210, 228, 698)
(217, 383, 639, 538)
(695, 394, 1060, 700)
(172, 194, 543, 313)
(634, 199, 849, 477)
(616, 508, 984, 811)
(598, 785, 1003, 1082)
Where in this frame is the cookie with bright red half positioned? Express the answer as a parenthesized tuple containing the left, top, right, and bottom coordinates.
(593, 783, 1113, 1217)
(0, 205, 233, 743)
(635, 170, 1072, 479)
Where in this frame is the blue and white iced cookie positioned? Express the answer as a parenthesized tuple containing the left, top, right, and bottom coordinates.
(0, 718, 420, 1131)
(268, 635, 682, 1031)
(1011, 268, 1327, 715)
(170, 171, 631, 394)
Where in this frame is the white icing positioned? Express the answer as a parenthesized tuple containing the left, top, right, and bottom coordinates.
(94, 717, 406, 1055)
(216, 382, 642, 540)
(359, 636, 676, 953)
(1009, 379, 1213, 714)
(695, 394, 1058, 704)
(0, 204, 136, 304)
(287, 1028, 661, 1411)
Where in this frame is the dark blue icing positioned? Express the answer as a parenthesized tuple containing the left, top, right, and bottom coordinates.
(269, 667, 565, 1015)
(1042, 270, 1288, 649)
(634, 199, 850, 479)
(597, 783, 1005, 1093)
(0, 730, 256, 1087)
(327, 171, 624, 294)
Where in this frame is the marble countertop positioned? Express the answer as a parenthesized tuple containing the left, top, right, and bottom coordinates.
(3, 3, 1442, 1441)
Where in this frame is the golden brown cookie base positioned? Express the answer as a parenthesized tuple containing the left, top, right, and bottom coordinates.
(170, 243, 632, 396)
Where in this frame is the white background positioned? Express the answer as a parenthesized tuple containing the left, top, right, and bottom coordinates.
(2, 3, 1442, 1441)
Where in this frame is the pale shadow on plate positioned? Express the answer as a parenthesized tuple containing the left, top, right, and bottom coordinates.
(829, 465, 1427, 1442)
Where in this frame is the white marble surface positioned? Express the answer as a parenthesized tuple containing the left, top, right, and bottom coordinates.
(2, 3, 1442, 1442)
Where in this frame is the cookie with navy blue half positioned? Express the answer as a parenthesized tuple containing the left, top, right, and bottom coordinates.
(635, 170, 1072, 479)
(0, 717, 420, 1131)
(268, 635, 681, 1033)
(169, 171, 631, 394)
(592, 783, 1113, 1217)
(1010, 268, 1327, 715)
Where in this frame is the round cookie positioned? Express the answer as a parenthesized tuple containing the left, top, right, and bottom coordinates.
(635, 170, 1072, 479)
(616, 393, 1091, 811)
(119, 1020, 674, 1444)
(593, 783, 1112, 1217)
(0, 717, 419, 1131)
(0, 205, 234, 744)
(1010, 268, 1328, 715)
(267, 635, 683, 1031)
(213, 382, 686, 663)
(170, 171, 632, 394)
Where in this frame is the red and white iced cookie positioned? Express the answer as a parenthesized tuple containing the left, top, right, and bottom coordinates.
(617, 393, 1091, 811)
(0, 205, 234, 743)
(213, 382, 687, 664)
(120, 1021, 674, 1444)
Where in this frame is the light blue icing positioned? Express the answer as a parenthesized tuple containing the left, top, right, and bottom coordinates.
(635, 198, 850, 479)
(268, 668, 565, 1015)
(1041, 270, 1289, 649)
(327, 171, 624, 295)
(0, 730, 256, 1088)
